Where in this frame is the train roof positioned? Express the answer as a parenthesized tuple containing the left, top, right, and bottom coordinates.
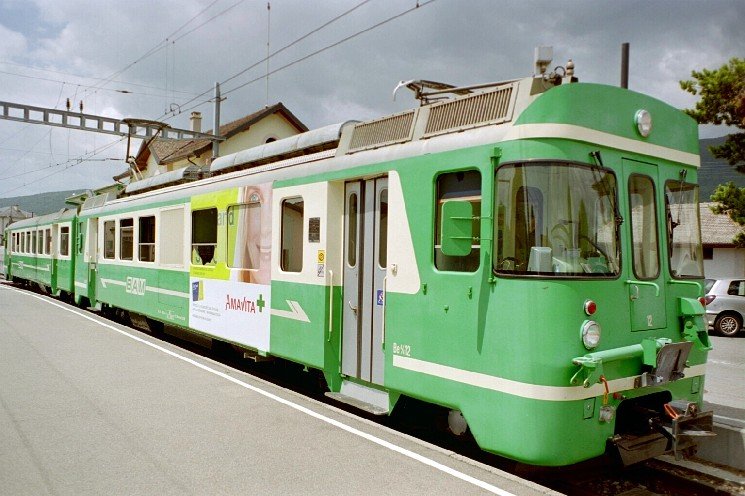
(82, 72, 699, 217)
(5, 208, 77, 230)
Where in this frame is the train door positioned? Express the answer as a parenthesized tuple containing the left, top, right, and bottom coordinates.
(342, 177, 388, 384)
(85, 217, 99, 305)
(623, 159, 666, 331)
(51, 224, 59, 294)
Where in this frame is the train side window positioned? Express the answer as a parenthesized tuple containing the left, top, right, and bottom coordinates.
(192, 208, 217, 265)
(120, 218, 134, 261)
(44, 228, 51, 255)
(103, 221, 115, 259)
(228, 202, 261, 269)
(665, 180, 704, 278)
(378, 189, 388, 268)
(139, 216, 156, 262)
(628, 174, 659, 279)
(434, 170, 481, 272)
(347, 193, 358, 267)
(160, 207, 185, 266)
(77, 222, 84, 254)
(60, 226, 70, 257)
(280, 197, 304, 272)
(32, 230, 38, 254)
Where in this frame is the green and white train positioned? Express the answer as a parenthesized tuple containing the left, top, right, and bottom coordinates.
(4, 63, 714, 466)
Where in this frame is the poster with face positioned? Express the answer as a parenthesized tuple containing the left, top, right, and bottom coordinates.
(188, 182, 274, 352)
(229, 182, 273, 284)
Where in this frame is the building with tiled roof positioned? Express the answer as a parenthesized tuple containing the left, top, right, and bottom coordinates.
(0, 205, 32, 235)
(700, 202, 745, 278)
(129, 102, 307, 181)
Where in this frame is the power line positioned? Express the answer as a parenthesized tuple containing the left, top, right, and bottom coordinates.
(0, 137, 126, 196)
(0, 68, 193, 99)
(171, 0, 438, 118)
(224, 1, 436, 97)
(75, 0, 243, 103)
(0, 60, 198, 96)
(156, 0, 378, 122)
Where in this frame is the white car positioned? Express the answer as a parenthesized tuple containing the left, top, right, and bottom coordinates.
(704, 278, 745, 337)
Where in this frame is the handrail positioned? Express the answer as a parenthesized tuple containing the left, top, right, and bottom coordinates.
(327, 270, 334, 343)
(667, 279, 703, 295)
(381, 276, 388, 347)
(625, 279, 660, 297)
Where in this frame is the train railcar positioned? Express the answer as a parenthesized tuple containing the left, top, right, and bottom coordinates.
(10, 56, 714, 467)
(4, 208, 77, 298)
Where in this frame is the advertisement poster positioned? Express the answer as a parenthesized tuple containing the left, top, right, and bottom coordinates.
(189, 278, 271, 351)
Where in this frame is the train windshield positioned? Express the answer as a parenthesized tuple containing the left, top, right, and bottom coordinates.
(665, 180, 704, 278)
(494, 162, 620, 277)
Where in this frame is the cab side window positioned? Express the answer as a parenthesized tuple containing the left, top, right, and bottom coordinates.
(434, 170, 481, 272)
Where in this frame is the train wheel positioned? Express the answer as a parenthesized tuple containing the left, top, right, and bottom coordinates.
(447, 409, 468, 436)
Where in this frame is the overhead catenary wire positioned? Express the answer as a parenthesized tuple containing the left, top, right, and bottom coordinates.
(162, 0, 437, 120)
(66, 0, 237, 105)
(1, 0, 438, 197)
(160, 0, 374, 121)
(0, 60, 200, 96)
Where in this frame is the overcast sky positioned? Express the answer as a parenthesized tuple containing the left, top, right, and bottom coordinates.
(0, 0, 743, 197)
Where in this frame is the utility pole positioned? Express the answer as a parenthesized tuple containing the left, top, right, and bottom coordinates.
(212, 82, 222, 160)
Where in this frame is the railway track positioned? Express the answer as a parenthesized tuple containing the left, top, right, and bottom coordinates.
(5, 280, 744, 496)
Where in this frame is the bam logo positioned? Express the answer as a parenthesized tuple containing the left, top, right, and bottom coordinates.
(192, 280, 204, 301)
(125, 277, 146, 296)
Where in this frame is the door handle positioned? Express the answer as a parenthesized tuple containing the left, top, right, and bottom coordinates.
(348, 301, 358, 314)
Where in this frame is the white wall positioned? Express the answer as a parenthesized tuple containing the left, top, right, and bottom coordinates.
(704, 247, 745, 278)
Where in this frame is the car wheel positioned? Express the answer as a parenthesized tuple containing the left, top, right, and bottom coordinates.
(714, 314, 743, 337)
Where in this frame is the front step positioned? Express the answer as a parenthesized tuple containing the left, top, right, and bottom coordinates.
(325, 380, 390, 415)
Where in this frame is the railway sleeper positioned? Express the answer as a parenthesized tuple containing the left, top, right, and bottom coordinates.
(610, 395, 715, 466)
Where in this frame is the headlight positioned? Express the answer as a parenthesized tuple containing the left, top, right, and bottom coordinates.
(581, 320, 601, 350)
(635, 109, 652, 137)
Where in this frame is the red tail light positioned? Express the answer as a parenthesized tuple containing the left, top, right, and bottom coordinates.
(584, 300, 597, 315)
(703, 295, 716, 306)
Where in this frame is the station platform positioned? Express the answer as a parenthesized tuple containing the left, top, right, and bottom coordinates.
(0, 284, 559, 496)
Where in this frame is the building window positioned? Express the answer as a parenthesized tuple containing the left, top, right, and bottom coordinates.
(192, 208, 217, 265)
(702, 246, 713, 260)
(435, 170, 481, 272)
(138, 216, 156, 262)
(103, 221, 115, 259)
(120, 219, 134, 260)
(60, 226, 70, 256)
(280, 197, 304, 272)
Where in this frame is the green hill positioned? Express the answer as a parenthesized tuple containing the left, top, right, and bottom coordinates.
(0, 190, 81, 216)
(698, 136, 745, 199)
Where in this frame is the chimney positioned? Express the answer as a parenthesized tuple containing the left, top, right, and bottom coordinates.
(190, 111, 202, 133)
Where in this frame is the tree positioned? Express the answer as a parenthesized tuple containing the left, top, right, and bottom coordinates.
(681, 58, 745, 246)
(681, 57, 745, 172)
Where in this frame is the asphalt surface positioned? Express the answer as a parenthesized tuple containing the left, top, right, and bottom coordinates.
(703, 335, 745, 420)
(0, 284, 559, 496)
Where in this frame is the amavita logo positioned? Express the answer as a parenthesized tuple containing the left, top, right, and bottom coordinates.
(224, 294, 266, 313)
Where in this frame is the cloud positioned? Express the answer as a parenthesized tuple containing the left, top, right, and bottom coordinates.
(0, 0, 743, 195)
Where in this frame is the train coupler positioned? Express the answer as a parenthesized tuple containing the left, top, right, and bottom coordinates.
(611, 400, 715, 466)
(656, 400, 715, 461)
